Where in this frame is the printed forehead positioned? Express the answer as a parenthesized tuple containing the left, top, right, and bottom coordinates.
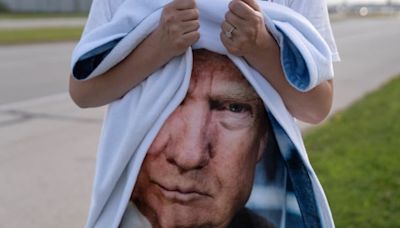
(191, 49, 259, 99)
(192, 49, 240, 77)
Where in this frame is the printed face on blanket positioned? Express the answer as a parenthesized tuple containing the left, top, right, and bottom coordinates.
(131, 50, 270, 228)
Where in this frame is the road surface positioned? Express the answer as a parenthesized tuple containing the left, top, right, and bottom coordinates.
(0, 18, 86, 29)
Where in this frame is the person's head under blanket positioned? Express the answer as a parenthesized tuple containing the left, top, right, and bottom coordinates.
(130, 49, 274, 228)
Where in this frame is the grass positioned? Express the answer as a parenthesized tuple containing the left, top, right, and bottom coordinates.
(304, 76, 400, 227)
(0, 12, 86, 19)
(0, 27, 83, 45)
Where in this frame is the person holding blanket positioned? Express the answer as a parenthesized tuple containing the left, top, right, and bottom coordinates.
(69, 0, 339, 124)
(69, 0, 340, 227)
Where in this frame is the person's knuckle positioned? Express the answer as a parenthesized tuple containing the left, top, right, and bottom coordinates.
(229, 0, 239, 11)
(253, 13, 264, 24)
(172, 0, 182, 7)
(185, 35, 195, 45)
(188, 0, 196, 8)
(220, 32, 226, 41)
(194, 20, 200, 30)
(175, 0, 195, 9)
(164, 3, 174, 12)
(193, 31, 200, 41)
(224, 12, 231, 22)
(220, 22, 225, 30)
(192, 9, 200, 19)
(163, 12, 176, 24)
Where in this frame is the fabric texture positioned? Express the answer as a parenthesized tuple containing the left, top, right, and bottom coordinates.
(228, 207, 275, 228)
(70, 0, 335, 227)
(120, 202, 152, 228)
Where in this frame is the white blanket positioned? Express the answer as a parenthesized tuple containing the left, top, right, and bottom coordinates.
(71, 0, 335, 227)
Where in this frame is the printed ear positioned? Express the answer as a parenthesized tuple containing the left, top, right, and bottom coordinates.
(256, 131, 268, 162)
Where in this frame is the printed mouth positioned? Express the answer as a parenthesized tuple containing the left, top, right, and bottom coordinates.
(155, 182, 210, 203)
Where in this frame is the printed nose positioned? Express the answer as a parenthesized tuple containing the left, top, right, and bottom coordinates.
(166, 104, 211, 171)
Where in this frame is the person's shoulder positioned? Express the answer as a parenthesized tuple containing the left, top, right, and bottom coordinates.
(228, 207, 275, 228)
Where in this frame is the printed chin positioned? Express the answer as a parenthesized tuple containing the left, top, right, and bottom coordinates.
(157, 203, 223, 228)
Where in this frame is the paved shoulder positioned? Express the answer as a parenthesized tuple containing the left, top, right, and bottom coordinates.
(0, 18, 87, 29)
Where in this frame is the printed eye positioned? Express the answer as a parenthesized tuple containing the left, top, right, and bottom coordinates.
(209, 100, 252, 114)
(228, 103, 247, 113)
(210, 99, 257, 130)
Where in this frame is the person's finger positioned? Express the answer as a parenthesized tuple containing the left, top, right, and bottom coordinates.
(177, 8, 200, 21)
(173, 0, 196, 10)
(221, 21, 236, 36)
(182, 30, 200, 44)
(220, 31, 233, 45)
(237, 0, 260, 11)
(181, 20, 200, 34)
(228, 0, 254, 20)
(225, 11, 246, 29)
(220, 32, 240, 55)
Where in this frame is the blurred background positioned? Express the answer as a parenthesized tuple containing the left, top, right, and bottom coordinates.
(0, 0, 399, 227)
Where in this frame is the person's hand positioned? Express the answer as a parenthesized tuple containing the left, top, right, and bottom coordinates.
(153, 0, 200, 59)
(220, 0, 275, 58)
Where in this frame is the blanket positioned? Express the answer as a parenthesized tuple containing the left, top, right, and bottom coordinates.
(71, 0, 334, 227)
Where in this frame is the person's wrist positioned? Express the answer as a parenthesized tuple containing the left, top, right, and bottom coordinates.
(246, 28, 277, 60)
(257, 27, 276, 50)
(147, 28, 175, 64)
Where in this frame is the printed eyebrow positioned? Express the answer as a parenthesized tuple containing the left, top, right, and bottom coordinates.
(210, 82, 260, 102)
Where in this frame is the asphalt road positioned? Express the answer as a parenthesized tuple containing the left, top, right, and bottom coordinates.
(330, 16, 400, 112)
(0, 42, 74, 105)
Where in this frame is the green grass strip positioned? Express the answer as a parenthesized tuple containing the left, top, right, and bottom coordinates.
(305, 76, 400, 227)
(0, 27, 83, 45)
(0, 13, 86, 19)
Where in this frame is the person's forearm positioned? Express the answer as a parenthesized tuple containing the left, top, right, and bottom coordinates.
(69, 31, 173, 108)
(219, 0, 333, 124)
(244, 38, 333, 124)
(70, 0, 200, 108)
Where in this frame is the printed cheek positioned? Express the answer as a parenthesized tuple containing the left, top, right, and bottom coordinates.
(147, 105, 187, 155)
(147, 135, 167, 155)
(147, 121, 173, 155)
